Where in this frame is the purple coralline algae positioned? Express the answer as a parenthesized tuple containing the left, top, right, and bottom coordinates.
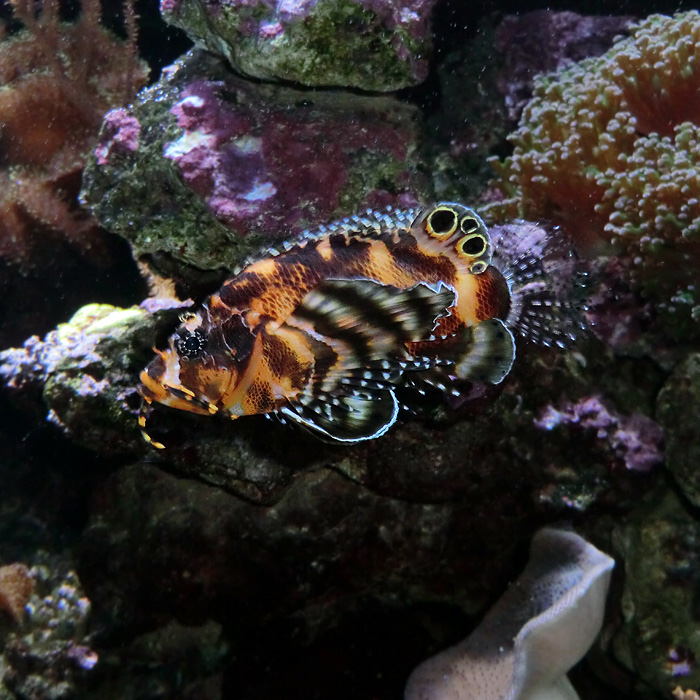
(159, 0, 437, 91)
(164, 78, 412, 232)
(82, 49, 429, 275)
(535, 396, 663, 473)
(93, 109, 141, 166)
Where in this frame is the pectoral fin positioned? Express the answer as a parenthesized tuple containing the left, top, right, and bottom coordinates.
(279, 278, 455, 442)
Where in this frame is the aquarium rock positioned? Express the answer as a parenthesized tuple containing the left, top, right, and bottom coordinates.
(0, 303, 183, 454)
(82, 49, 429, 279)
(614, 488, 700, 695)
(657, 353, 700, 507)
(159, 0, 436, 91)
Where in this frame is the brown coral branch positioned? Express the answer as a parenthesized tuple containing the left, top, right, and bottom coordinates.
(0, 563, 34, 625)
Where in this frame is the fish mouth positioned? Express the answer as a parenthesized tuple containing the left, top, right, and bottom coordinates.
(139, 369, 220, 415)
(137, 369, 222, 450)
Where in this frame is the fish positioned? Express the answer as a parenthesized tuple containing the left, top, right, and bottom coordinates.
(138, 202, 579, 447)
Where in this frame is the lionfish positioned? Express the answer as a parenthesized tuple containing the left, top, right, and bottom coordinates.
(138, 202, 579, 446)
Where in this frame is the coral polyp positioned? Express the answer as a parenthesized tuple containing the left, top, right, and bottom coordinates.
(0, 0, 147, 270)
(486, 11, 700, 333)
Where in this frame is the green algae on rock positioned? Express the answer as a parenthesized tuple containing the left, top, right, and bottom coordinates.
(657, 353, 700, 508)
(0, 303, 178, 454)
(159, 0, 435, 92)
(613, 488, 700, 696)
(82, 49, 430, 280)
(485, 11, 700, 337)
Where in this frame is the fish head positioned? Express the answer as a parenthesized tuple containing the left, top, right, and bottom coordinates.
(412, 203, 493, 274)
(139, 309, 257, 418)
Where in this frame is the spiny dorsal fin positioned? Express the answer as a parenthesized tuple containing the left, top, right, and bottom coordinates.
(228, 207, 420, 276)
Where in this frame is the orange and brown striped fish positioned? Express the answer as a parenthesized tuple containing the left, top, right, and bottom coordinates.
(138, 203, 579, 446)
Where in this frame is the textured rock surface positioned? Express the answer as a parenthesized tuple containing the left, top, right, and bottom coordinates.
(614, 488, 700, 696)
(495, 11, 634, 122)
(160, 0, 437, 91)
(76, 463, 586, 696)
(0, 561, 96, 700)
(82, 49, 429, 280)
(0, 302, 187, 454)
(657, 353, 700, 507)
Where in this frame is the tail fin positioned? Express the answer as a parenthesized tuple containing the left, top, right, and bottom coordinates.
(490, 221, 587, 349)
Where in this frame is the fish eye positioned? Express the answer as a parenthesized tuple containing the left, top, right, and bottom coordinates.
(460, 216, 480, 235)
(457, 233, 488, 258)
(426, 207, 458, 239)
(469, 260, 489, 275)
(175, 329, 207, 360)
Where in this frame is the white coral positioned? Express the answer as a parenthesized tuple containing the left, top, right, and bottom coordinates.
(405, 528, 614, 700)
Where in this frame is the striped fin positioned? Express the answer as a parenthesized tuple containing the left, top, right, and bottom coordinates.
(281, 391, 399, 443)
(280, 279, 455, 442)
(451, 319, 516, 384)
(289, 278, 455, 360)
(402, 319, 516, 396)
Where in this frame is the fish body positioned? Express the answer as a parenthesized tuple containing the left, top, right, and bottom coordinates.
(139, 203, 570, 445)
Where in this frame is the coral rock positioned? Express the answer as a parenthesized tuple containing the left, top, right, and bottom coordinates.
(657, 353, 700, 507)
(160, 0, 437, 91)
(405, 528, 615, 700)
(1, 562, 97, 699)
(83, 49, 429, 278)
(535, 396, 664, 474)
(614, 488, 700, 695)
(0, 303, 185, 454)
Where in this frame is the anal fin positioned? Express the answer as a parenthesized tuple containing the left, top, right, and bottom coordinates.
(281, 390, 399, 443)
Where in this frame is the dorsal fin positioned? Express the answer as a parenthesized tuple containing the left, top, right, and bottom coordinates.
(279, 278, 455, 442)
(228, 207, 419, 276)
